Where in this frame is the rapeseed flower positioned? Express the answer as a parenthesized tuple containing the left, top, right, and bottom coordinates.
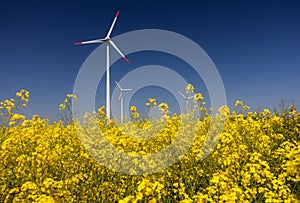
(0, 89, 299, 202)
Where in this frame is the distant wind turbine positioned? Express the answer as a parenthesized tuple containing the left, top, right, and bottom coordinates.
(178, 91, 194, 113)
(74, 11, 130, 120)
(115, 80, 133, 123)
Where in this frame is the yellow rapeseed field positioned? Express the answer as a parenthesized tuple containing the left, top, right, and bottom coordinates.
(0, 88, 299, 202)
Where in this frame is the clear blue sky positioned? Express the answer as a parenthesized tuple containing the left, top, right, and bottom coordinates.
(1, 0, 300, 120)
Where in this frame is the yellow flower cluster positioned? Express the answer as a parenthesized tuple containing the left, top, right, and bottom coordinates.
(185, 84, 194, 94)
(0, 89, 29, 127)
(58, 93, 78, 124)
(158, 102, 169, 116)
(0, 99, 15, 113)
(146, 98, 157, 108)
(130, 105, 140, 120)
(0, 89, 299, 202)
(193, 93, 204, 103)
(58, 93, 77, 111)
(16, 89, 30, 103)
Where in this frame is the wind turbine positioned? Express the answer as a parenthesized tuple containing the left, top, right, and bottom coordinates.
(178, 91, 194, 113)
(74, 11, 129, 120)
(115, 80, 133, 123)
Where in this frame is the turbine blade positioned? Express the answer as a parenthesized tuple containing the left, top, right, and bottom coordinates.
(74, 39, 102, 45)
(106, 10, 120, 38)
(178, 91, 186, 99)
(109, 40, 130, 63)
(115, 80, 122, 90)
(123, 88, 133, 91)
(118, 93, 123, 102)
(188, 95, 194, 100)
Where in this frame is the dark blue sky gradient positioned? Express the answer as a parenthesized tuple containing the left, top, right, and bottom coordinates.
(0, 0, 300, 119)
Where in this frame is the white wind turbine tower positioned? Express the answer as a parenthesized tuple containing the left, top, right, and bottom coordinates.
(115, 80, 133, 123)
(178, 91, 194, 113)
(74, 11, 129, 120)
